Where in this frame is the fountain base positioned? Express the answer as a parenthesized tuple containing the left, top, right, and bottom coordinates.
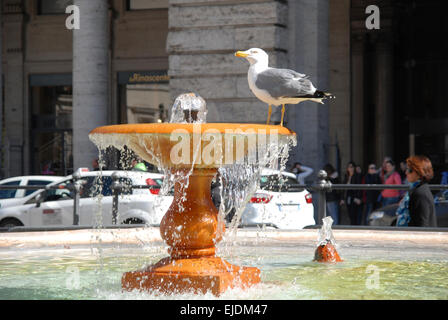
(122, 256, 260, 296)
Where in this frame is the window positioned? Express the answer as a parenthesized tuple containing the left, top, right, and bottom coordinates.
(0, 181, 20, 199)
(25, 180, 55, 197)
(118, 71, 170, 124)
(38, 0, 73, 15)
(30, 83, 73, 176)
(127, 0, 168, 10)
(260, 175, 304, 193)
(43, 180, 72, 202)
(80, 176, 133, 198)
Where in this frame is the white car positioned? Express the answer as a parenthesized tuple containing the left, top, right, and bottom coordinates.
(0, 169, 173, 228)
(239, 169, 315, 229)
(0, 175, 64, 209)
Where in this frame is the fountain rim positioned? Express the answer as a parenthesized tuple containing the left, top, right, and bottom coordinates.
(89, 123, 296, 136)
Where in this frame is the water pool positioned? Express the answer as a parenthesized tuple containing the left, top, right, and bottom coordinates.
(1, 239, 447, 300)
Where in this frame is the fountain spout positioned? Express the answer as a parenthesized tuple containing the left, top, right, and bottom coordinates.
(314, 216, 343, 263)
(169, 93, 207, 124)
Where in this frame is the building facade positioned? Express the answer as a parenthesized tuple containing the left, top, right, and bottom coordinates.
(1, 0, 447, 181)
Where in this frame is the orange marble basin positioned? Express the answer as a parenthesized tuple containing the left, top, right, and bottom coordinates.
(90, 123, 296, 169)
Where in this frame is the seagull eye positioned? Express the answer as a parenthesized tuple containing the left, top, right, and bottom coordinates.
(252, 50, 258, 54)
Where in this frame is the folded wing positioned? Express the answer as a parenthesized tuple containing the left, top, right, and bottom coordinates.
(255, 68, 316, 98)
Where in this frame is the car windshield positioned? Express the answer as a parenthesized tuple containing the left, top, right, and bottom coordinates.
(25, 179, 73, 204)
(260, 175, 304, 192)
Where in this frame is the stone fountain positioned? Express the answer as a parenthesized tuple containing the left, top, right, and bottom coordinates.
(89, 94, 296, 295)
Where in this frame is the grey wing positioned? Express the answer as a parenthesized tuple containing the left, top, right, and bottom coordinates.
(255, 68, 316, 98)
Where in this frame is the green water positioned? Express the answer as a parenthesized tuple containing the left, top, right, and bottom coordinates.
(0, 244, 447, 300)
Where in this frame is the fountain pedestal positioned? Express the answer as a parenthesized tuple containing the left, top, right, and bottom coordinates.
(121, 168, 260, 295)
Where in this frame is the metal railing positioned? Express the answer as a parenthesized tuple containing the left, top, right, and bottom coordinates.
(308, 170, 448, 224)
(1, 170, 447, 231)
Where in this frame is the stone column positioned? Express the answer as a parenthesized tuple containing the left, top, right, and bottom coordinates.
(374, 35, 394, 165)
(3, 1, 25, 177)
(287, 0, 330, 175)
(73, 0, 110, 169)
(167, 0, 288, 123)
(328, 0, 351, 173)
(351, 35, 365, 166)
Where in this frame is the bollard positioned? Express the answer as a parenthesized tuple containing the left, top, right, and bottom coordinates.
(315, 170, 331, 225)
(111, 172, 122, 225)
(72, 171, 82, 225)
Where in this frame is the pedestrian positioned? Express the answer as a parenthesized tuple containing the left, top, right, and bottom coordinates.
(92, 158, 100, 171)
(381, 160, 402, 206)
(340, 161, 363, 225)
(355, 165, 362, 176)
(398, 161, 408, 197)
(323, 163, 341, 225)
(396, 155, 436, 227)
(364, 163, 381, 225)
(379, 156, 392, 183)
(291, 162, 314, 185)
(132, 159, 148, 172)
(41, 162, 55, 175)
(399, 161, 407, 183)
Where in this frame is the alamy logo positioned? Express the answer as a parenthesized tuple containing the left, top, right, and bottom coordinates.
(365, 5, 380, 30)
(66, 5, 80, 30)
(169, 124, 279, 165)
(365, 264, 383, 290)
(66, 266, 80, 290)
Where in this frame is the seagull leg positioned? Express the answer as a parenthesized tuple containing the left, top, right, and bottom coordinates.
(280, 104, 285, 126)
(266, 104, 272, 125)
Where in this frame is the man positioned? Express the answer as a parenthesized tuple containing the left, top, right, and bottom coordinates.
(291, 162, 314, 185)
(364, 163, 381, 225)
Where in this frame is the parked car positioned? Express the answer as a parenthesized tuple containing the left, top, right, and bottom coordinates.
(239, 169, 315, 229)
(0, 169, 172, 228)
(368, 190, 448, 227)
(0, 168, 315, 230)
(0, 175, 64, 209)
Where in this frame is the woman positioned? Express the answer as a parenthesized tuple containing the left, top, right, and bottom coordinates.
(381, 160, 402, 206)
(340, 161, 363, 225)
(323, 163, 340, 225)
(397, 155, 436, 227)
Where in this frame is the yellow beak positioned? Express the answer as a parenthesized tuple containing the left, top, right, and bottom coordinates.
(235, 51, 249, 58)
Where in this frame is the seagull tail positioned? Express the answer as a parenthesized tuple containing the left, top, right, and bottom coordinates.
(314, 90, 336, 99)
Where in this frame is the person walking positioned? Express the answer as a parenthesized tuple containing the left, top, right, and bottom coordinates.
(364, 163, 382, 225)
(291, 162, 314, 185)
(381, 160, 402, 206)
(323, 163, 341, 225)
(340, 161, 363, 225)
(396, 155, 436, 227)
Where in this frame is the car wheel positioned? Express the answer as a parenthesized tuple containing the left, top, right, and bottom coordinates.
(0, 218, 24, 228)
(122, 218, 145, 225)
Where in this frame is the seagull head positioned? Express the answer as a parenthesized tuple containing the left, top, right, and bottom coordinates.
(235, 48, 269, 67)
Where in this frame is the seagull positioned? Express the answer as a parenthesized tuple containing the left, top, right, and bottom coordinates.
(235, 48, 334, 126)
